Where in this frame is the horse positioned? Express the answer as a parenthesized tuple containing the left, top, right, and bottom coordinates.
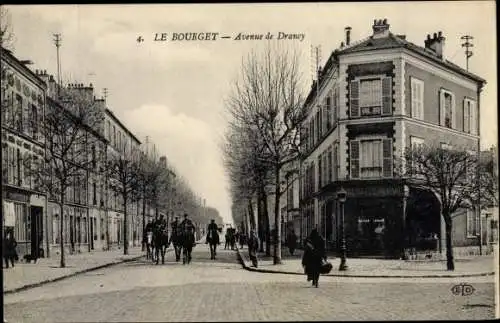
(152, 225, 169, 265)
(181, 231, 196, 265)
(206, 229, 220, 260)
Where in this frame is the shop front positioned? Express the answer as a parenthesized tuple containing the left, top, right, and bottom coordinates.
(3, 187, 46, 260)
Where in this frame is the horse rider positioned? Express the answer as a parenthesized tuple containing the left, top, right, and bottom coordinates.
(179, 213, 196, 264)
(170, 216, 182, 262)
(152, 214, 168, 264)
(206, 219, 220, 260)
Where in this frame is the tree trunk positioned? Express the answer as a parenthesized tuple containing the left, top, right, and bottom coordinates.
(263, 191, 271, 256)
(444, 216, 454, 271)
(58, 196, 65, 268)
(142, 190, 146, 251)
(257, 193, 264, 252)
(123, 194, 129, 255)
(273, 168, 281, 265)
(247, 198, 255, 230)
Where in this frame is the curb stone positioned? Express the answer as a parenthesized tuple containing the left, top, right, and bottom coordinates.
(4, 246, 178, 295)
(235, 248, 495, 279)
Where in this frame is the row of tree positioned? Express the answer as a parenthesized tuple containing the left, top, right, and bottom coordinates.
(222, 44, 307, 265)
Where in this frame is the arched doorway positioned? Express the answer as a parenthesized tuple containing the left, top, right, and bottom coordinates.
(405, 187, 441, 254)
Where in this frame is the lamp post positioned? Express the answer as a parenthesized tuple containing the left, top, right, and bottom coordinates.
(337, 187, 348, 271)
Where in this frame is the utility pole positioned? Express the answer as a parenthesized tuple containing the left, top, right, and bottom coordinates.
(53, 33, 62, 98)
(461, 35, 474, 71)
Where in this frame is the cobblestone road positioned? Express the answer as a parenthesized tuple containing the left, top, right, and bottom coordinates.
(4, 244, 496, 322)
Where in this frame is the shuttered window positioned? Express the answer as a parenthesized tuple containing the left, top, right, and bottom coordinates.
(464, 98, 477, 135)
(332, 87, 338, 125)
(350, 140, 360, 179)
(463, 99, 470, 133)
(326, 96, 332, 130)
(410, 77, 424, 119)
(318, 156, 322, 188)
(328, 146, 333, 182)
(440, 89, 455, 129)
(333, 143, 339, 180)
(349, 80, 360, 118)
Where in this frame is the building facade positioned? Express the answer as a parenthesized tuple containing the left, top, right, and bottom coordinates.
(299, 19, 485, 258)
(1, 48, 48, 259)
(104, 108, 142, 248)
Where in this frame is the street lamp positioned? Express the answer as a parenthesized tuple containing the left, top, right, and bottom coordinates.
(337, 187, 348, 271)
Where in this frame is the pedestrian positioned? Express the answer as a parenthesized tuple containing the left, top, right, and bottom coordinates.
(224, 231, 230, 250)
(286, 229, 298, 256)
(247, 229, 259, 268)
(239, 231, 245, 249)
(3, 230, 18, 268)
(301, 228, 326, 288)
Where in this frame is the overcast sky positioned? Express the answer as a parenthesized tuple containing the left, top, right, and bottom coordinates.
(7, 2, 496, 224)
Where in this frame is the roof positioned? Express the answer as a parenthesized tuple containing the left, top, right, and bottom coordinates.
(337, 33, 486, 84)
(1, 46, 47, 90)
(105, 108, 142, 145)
(304, 32, 486, 108)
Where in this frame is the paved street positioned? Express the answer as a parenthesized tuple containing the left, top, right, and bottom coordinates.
(4, 244, 496, 322)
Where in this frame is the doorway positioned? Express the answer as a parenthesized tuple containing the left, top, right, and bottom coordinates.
(30, 206, 43, 258)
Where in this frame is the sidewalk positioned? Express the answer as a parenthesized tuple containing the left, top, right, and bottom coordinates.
(3, 246, 149, 294)
(236, 246, 496, 278)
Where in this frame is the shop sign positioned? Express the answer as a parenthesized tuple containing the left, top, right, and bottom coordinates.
(3, 202, 16, 227)
(5, 190, 30, 203)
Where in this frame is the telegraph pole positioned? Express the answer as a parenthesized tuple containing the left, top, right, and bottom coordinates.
(53, 33, 62, 97)
(461, 35, 474, 71)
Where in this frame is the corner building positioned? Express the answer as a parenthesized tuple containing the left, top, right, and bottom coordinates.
(299, 19, 485, 258)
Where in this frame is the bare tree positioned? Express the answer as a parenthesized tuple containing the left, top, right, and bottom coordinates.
(403, 144, 495, 270)
(225, 43, 306, 264)
(106, 148, 140, 255)
(0, 6, 15, 50)
(29, 88, 102, 268)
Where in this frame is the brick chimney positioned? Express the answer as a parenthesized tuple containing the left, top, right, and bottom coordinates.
(424, 31, 445, 59)
(372, 18, 390, 39)
(345, 26, 352, 46)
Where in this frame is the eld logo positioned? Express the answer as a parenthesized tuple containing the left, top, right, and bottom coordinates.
(451, 283, 475, 296)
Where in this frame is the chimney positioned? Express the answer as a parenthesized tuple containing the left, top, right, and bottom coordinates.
(340, 41, 345, 48)
(372, 18, 390, 39)
(345, 26, 352, 46)
(424, 31, 445, 58)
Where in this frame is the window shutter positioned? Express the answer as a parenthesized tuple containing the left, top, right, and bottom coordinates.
(349, 80, 360, 118)
(332, 88, 338, 125)
(417, 81, 424, 119)
(333, 144, 338, 180)
(382, 77, 392, 115)
(382, 139, 393, 178)
(451, 93, 456, 129)
(350, 140, 360, 179)
(470, 101, 477, 135)
(439, 90, 445, 126)
(463, 99, 470, 133)
(411, 79, 417, 117)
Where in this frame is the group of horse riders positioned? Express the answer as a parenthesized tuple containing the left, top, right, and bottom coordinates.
(144, 213, 196, 265)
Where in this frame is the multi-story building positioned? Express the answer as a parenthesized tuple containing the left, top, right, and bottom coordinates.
(1, 47, 47, 259)
(299, 19, 485, 258)
(35, 75, 109, 255)
(104, 108, 142, 248)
